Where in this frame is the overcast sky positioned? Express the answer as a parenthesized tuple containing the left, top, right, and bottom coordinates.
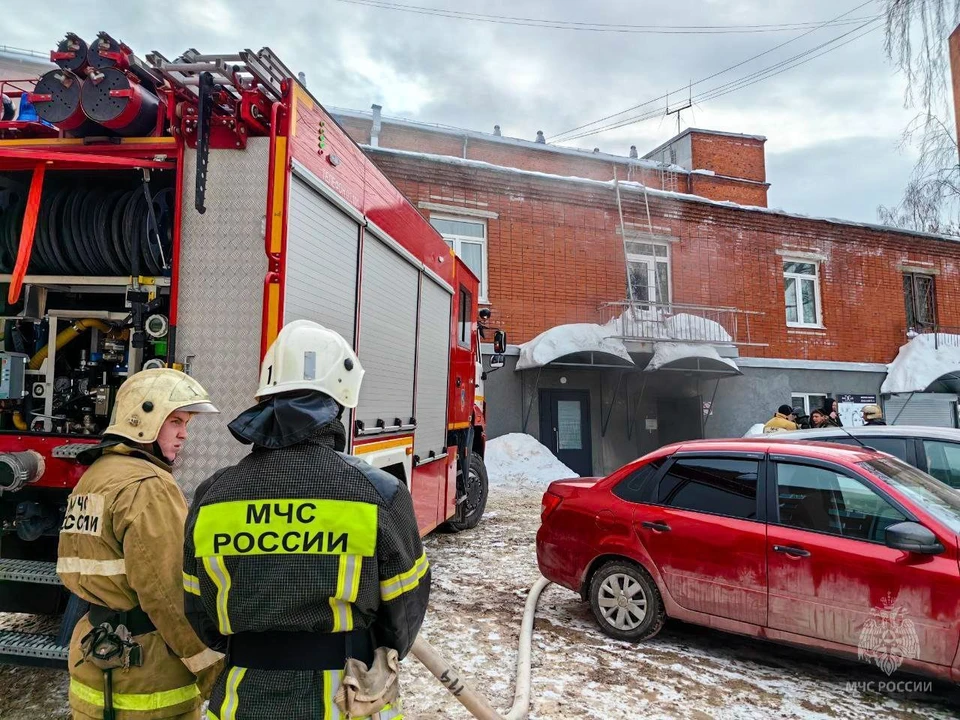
(4, 0, 928, 223)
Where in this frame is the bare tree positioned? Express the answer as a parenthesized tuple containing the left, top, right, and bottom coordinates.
(878, 0, 960, 234)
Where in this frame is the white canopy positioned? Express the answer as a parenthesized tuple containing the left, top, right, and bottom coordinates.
(645, 342, 740, 374)
(516, 323, 634, 370)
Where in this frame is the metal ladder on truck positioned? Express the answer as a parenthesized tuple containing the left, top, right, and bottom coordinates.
(0, 559, 74, 666)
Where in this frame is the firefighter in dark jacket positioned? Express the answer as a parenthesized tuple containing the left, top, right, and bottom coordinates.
(183, 320, 429, 720)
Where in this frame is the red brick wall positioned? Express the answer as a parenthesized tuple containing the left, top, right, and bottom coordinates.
(369, 150, 960, 364)
(690, 132, 766, 184)
(950, 25, 960, 158)
(337, 115, 763, 204)
(690, 174, 768, 208)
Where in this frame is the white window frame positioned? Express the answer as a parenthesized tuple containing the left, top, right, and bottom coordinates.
(626, 239, 672, 304)
(783, 259, 823, 328)
(431, 215, 488, 302)
(791, 393, 828, 416)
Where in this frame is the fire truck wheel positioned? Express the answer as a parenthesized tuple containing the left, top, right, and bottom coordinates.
(444, 453, 488, 533)
(55, 591, 90, 648)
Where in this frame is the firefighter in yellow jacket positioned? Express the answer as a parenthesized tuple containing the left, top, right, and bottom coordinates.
(57, 368, 224, 720)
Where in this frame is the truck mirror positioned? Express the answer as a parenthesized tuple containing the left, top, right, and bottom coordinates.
(490, 354, 505, 370)
(493, 330, 506, 354)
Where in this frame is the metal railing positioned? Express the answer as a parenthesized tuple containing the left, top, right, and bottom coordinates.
(599, 300, 767, 347)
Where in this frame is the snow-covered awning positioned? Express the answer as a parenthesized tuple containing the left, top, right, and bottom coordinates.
(881, 334, 960, 394)
(644, 342, 741, 375)
(516, 323, 635, 371)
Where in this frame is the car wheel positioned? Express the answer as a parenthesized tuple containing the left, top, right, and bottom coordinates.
(588, 561, 665, 642)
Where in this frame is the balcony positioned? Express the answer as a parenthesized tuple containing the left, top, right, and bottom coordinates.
(598, 301, 767, 347)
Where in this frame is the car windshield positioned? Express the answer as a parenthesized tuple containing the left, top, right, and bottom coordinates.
(861, 457, 960, 534)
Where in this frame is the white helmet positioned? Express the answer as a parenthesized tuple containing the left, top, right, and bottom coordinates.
(256, 320, 364, 407)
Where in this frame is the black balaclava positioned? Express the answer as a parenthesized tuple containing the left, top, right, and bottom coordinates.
(228, 390, 341, 450)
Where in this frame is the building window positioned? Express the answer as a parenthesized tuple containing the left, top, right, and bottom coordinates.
(903, 272, 937, 332)
(430, 216, 488, 301)
(783, 260, 821, 327)
(791, 393, 827, 416)
(626, 240, 670, 304)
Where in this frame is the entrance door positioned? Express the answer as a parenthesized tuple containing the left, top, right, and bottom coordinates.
(540, 390, 593, 476)
(657, 397, 703, 447)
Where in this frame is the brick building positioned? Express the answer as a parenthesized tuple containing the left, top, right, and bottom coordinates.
(334, 106, 960, 476)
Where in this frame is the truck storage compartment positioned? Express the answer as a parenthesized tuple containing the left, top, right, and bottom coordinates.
(0, 168, 175, 277)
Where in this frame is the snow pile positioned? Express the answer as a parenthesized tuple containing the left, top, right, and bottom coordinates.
(881, 333, 960, 393)
(485, 433, 579, 489)
(516, 323, 632, 370)
(646, 342, 739, 372)
(604, 307, 733, 344)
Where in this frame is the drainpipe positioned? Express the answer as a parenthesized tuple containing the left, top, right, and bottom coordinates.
(371, 103, 382, 147)
(463, 134, 468, 158)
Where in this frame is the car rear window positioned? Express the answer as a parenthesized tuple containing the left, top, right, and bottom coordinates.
(613, 459, 664, 503)
(656, 457, 759, 520)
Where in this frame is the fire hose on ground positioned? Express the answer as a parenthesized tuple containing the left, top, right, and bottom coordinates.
(412, 576, 552, 720)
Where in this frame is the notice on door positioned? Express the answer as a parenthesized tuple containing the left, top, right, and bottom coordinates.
(557, 401, 583, 450)
(838, 394, 878, 428)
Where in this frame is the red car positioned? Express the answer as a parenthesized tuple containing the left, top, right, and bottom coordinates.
(536, 439, 960, 682)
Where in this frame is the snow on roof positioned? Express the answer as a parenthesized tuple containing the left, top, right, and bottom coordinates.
(516, 323, 633, 370)
(363, 145, 960, 245)
(881, 334, 960, 394)
(485, 433, 579, 489)
(332, 107, 687, 173)
(645, 342, 740, 373)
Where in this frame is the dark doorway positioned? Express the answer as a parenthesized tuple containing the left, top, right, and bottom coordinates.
(539, 389, 593, 476)
(657, 396, 704, 447)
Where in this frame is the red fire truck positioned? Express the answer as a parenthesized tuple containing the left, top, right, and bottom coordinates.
(0, 36, 505, 666)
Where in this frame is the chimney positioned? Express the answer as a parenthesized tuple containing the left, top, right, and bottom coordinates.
(297, 71, 307, 87)
(494, 124, 501, 136)
(629, 145, 638, 159)
(371, 103, 382, 148)
(535, 130, 545, 144)
(951, 25, 960, 160)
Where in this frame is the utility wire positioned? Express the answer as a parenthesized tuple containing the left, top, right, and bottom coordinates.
(548, 0, 876, 142)
(556, 17, 884, 143)
(335, 0, 878, 35)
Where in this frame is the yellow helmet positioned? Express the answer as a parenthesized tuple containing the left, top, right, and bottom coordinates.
(105, 368, 218, 444)
(862, 404, 883, 421)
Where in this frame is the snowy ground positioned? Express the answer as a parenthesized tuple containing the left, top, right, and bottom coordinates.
(2, 435, 959, 719)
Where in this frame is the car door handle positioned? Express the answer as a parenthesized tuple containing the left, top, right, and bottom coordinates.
(773, 545, 810, 558)
(641, 521, 671, 532)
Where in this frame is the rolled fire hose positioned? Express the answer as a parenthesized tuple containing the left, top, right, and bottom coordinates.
(412, 576, 552, 720)
(12, 319, 114, 430)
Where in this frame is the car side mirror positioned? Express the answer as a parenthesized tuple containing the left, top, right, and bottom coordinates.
(885, 521, 945, 555)
(489, 354, 505, 371)
(493, 330, 507, 354)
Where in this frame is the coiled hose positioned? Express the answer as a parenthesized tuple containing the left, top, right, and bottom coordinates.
(412, 576, 551, 720)
(0, 181, 174, 276)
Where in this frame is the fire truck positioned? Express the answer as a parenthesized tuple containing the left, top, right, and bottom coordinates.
(0, 34, 505, 666)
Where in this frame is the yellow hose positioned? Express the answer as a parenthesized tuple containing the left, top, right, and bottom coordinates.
(28, 319, 113, 371)
(12, 319, 115, 430)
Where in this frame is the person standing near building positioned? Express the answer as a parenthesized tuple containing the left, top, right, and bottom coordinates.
(57, 368, 224, 720)
(763, 404, 798, 433)
(183, 320, 429, 720)
(862, 404, 887, 426)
